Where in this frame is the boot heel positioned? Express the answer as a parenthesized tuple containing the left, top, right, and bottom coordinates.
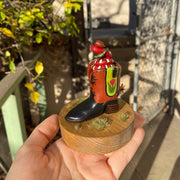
(105, 100, 119, 114)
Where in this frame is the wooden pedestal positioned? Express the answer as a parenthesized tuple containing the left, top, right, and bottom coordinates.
(59, 97, 134, 154)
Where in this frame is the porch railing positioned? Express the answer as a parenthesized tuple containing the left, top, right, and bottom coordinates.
(0, 52, 41, 161)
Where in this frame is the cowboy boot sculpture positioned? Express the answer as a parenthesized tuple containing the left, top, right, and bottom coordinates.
(65, 40, 122, 122)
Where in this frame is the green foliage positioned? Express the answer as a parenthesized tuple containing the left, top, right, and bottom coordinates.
(4, 50, 16, 73)
(0, 0, 83, 103)
(7, 59, 16, 73)
(0, 0, 83, 71)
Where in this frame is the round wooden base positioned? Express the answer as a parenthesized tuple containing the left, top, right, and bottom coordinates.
(59, 97, 134, 155)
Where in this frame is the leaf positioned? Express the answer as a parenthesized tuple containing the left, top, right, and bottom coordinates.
(19, 24, 24, 29)
(36, 33, 42, 44)
(0, 1, 4, 8)
(26, 11, 31, 16)
(35, 12, 44, 19)
(0, 27, 15, 39)
(20, 36, 29, 43)
(5, 50, 11, 57)
(32, 8, 40, 13)
(73, 3, 81, 12)
(25, 30, 33, 36)
(0, 1, 3, 6)
(71, 0, 84, 2)
(48, 36, 52, 45)
(65, 7, 72, 14)
(35, 61, 44, 75)
(18, 14, 25, 24)
(9, 60, 16, 73)
(25, 83, 34, 91)
(60, 22, 66, 28)
(0, 11, 5, 21)
(63, 2, 74, 8)
(30, 91, 39, 104)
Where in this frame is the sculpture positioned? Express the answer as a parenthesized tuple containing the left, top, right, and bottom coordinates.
(65, 40, 122, 122)
(59, 40, 134, 154)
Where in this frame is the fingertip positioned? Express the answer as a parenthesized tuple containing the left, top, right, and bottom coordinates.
(47, 114, 59, 127)
(47, 114, 59, 121)
(25, 114, 60, 149)
(132, 127, 145, 145)
(134, 112, 146, 128)
(39, 114, 60, 135)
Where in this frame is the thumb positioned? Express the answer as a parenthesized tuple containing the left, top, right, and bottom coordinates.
(24, 114, 60, 150)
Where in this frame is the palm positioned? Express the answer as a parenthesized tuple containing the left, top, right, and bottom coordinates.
(45, 139, 116, 180)
(6, 113, 145, 180)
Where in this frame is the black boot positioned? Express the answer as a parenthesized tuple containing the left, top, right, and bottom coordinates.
(65, 93, 119, 122)
(65, 40, 121, 122)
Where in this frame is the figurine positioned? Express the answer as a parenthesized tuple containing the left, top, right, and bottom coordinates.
(60, 40, 134, 154)
(65, 40, 122, 122)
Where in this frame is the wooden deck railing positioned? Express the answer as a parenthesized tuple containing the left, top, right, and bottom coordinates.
(0, 52, 41, 160)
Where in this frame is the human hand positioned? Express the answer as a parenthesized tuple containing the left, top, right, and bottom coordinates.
(6, 112, 145, 180)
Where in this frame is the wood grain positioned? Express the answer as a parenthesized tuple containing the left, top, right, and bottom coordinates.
(59, 97, 134, 154)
